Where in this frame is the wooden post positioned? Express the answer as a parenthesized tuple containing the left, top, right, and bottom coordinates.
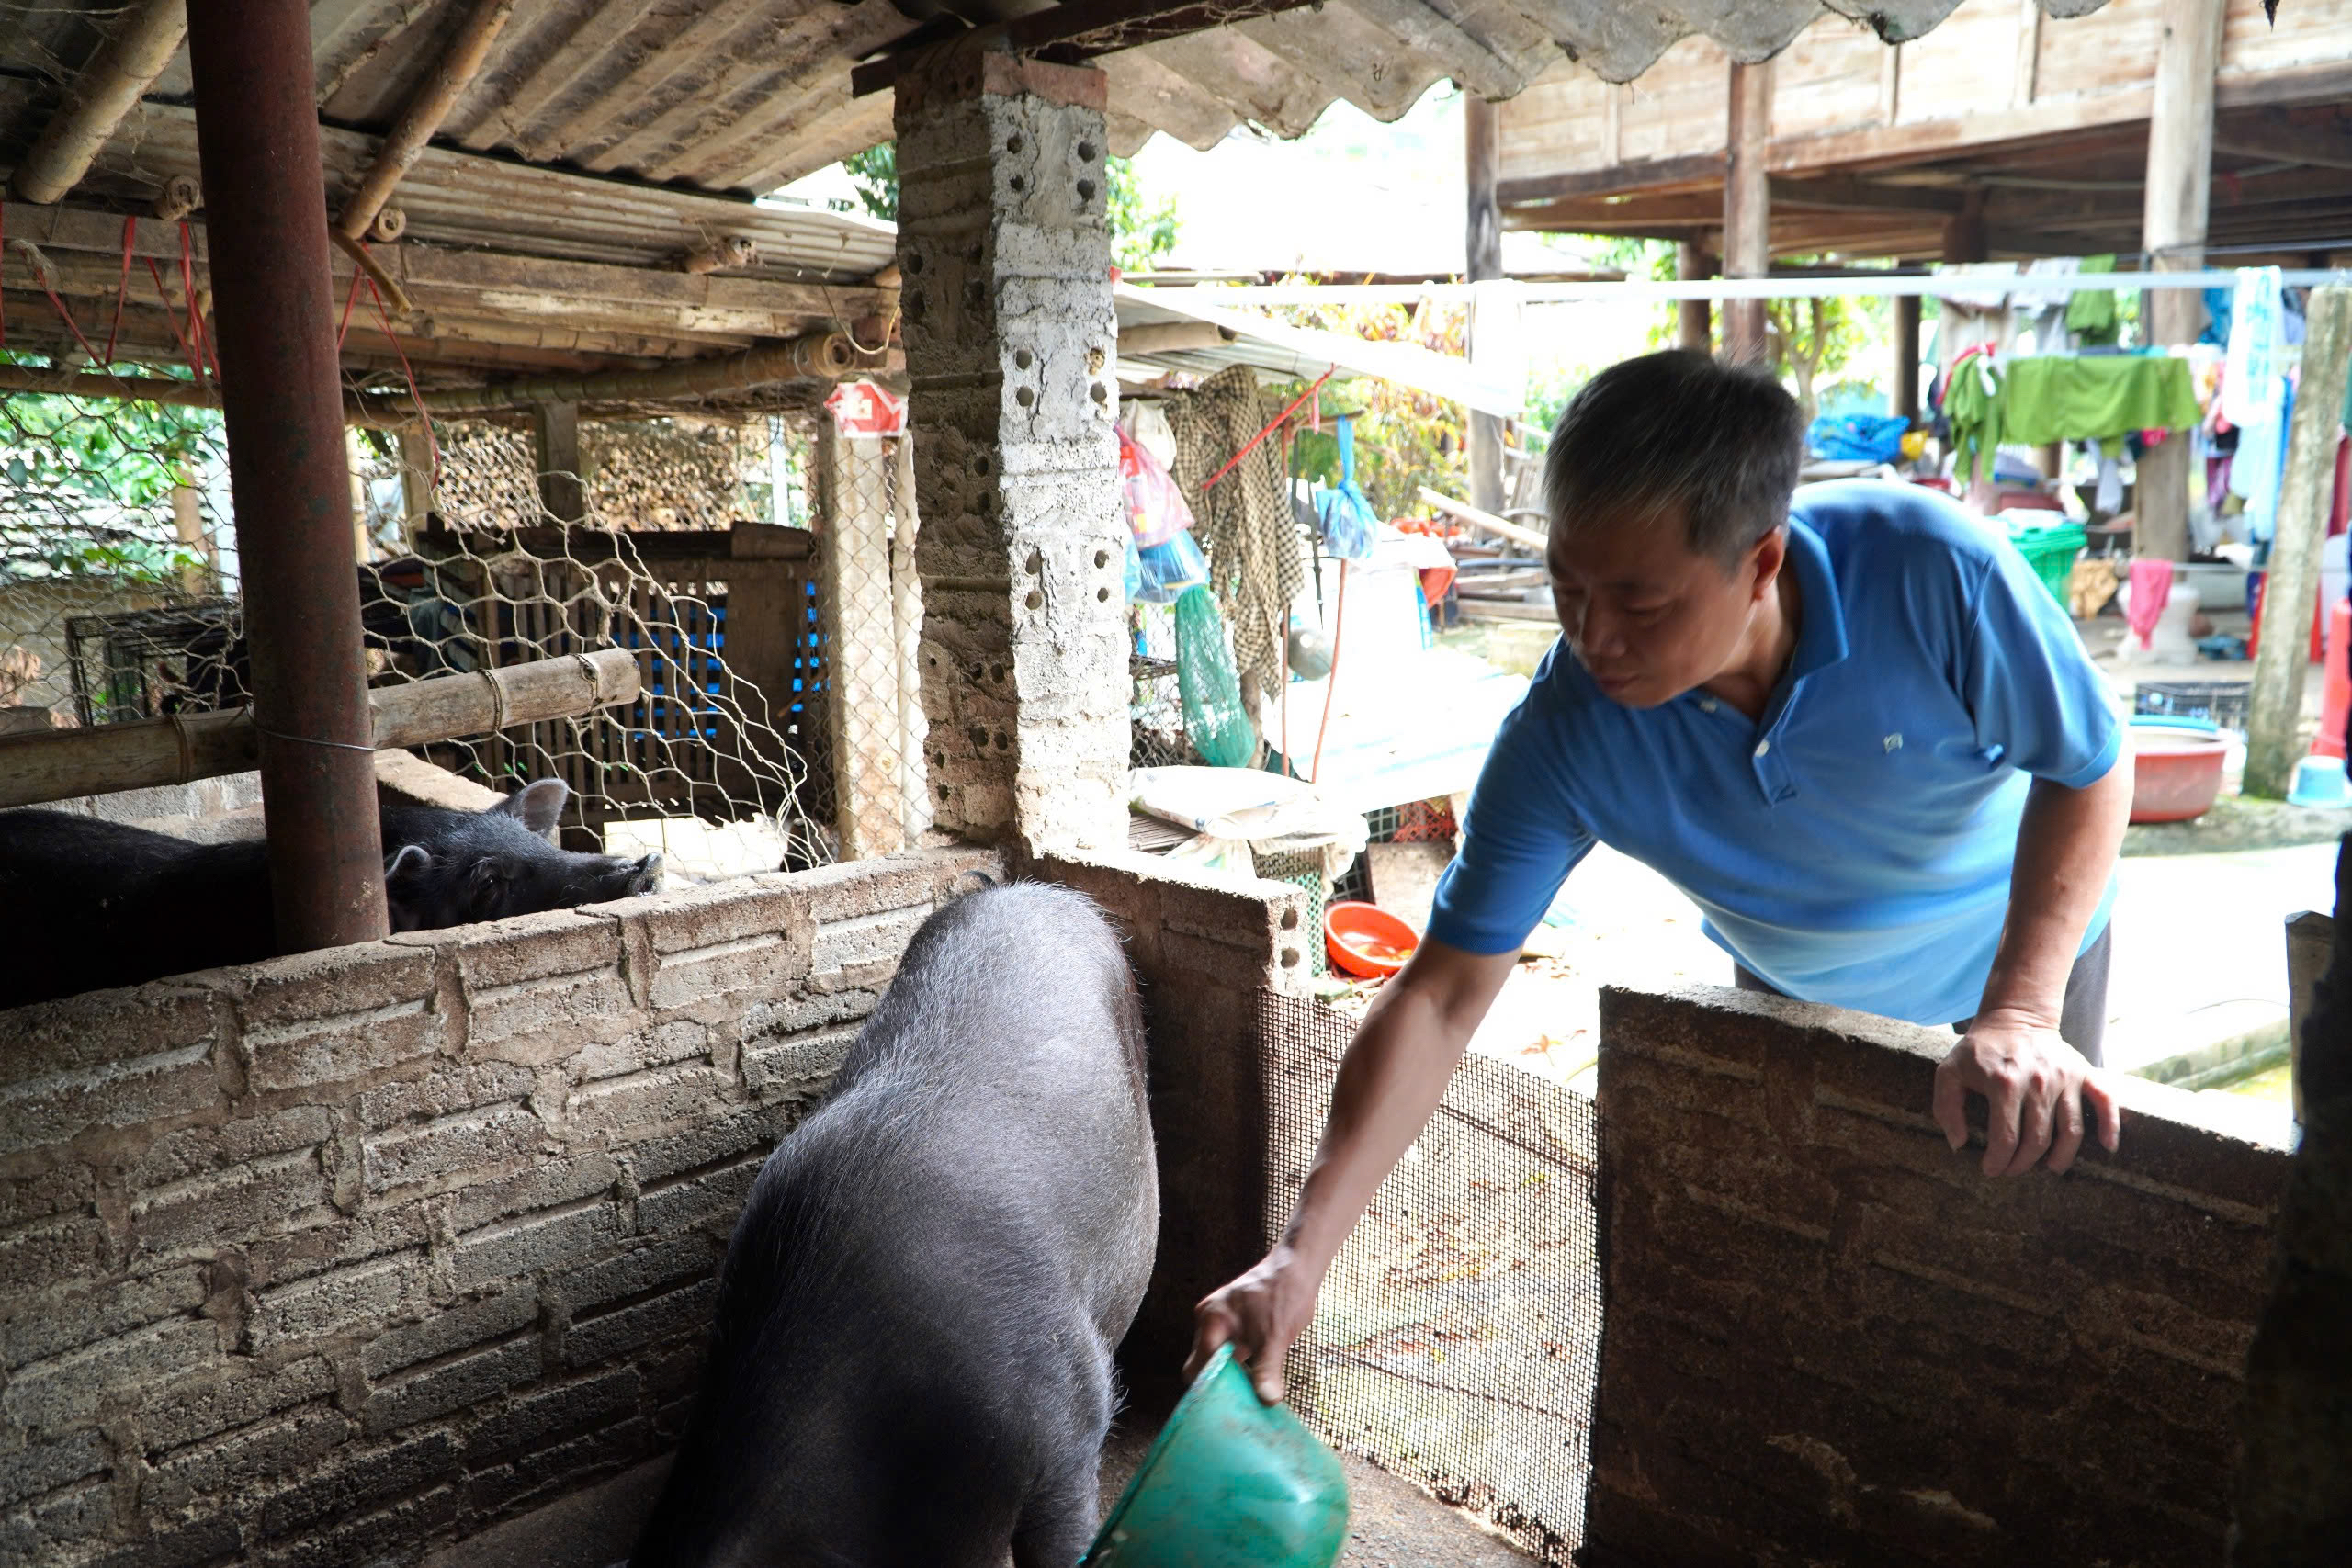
(1722, 62, 1772, 365)
(1464, 94, 1506, 515)
(2137, 0, 2226, 563)
(817, 419, 904, 858)
(2244, 288, 2352, 799)
(398, 427, 434, 546)
(533, 400, 586, 525)
(171, 463, 209, 595)
(1894, 293, 1921, 422)
(1677, 242, 1713, 354)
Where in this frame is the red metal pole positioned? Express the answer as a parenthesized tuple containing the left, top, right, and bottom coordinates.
(186, 0, 388, 951)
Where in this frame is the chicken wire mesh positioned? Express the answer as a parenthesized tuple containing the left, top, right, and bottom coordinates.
(1260, 989, 1601, 1562)
(0, 368, 932, 880)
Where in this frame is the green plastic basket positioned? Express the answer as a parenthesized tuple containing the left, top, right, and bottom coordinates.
(2008, 520, 2087, 610)
(1081, 1344, 1350, 1568)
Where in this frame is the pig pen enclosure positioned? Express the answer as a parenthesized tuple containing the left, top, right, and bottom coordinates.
(0, 377, 929, 876)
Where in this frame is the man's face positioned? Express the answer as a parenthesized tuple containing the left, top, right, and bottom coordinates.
(1546, 508, 1782, 709)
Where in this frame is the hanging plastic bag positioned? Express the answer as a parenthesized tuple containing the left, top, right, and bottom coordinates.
(1135, 529, 1210, 604)
(1314, 416, 1379, 562)
(1122, 530, 1145, 604)
(1175, 586, 1258, 767)
(1120, 427, 1197, 548)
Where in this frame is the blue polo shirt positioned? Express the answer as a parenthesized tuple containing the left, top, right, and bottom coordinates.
(1427, 479, 2121, 1027)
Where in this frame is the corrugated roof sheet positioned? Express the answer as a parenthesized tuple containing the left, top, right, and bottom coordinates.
(0, 0, 2112, 203)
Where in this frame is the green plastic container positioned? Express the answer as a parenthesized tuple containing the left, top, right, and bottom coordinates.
(2008, 519, 2088, 610)
(1080, 1345, 1350, 1568)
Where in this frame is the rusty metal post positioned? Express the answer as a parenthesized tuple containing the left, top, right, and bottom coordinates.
(187, 0, 389, 951)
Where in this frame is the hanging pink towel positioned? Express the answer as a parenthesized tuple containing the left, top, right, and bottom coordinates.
(2128, 558, 2174, 649)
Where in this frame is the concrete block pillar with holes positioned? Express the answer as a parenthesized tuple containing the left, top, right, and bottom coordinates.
(892, 46, 1129, 855)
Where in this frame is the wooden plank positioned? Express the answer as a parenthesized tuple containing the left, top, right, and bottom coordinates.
(1770, 175, 1966, 216)
(532, 400, 585, 525)
(2244, 287, 2352, 796)
(1496, 153, 1728, 209)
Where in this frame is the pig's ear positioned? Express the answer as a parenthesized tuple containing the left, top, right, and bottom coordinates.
(385, 844, 431, 885)
(499, 779, 568, 835)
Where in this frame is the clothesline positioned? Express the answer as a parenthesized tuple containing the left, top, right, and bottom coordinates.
(1136, 269, 2352, 309)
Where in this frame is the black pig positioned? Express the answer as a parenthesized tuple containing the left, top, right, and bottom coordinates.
(0, 779, 660, 1009)
(628, 881, 1157, 1568)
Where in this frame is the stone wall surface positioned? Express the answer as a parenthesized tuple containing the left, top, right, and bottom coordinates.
(1589, 986, 2296, 1568)
(0, 846, 997, 1567)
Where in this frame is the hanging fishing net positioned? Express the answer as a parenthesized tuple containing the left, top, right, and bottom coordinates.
(1175, 585, 1256, 768)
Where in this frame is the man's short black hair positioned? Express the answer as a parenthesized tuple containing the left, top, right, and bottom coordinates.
(1543, 350, 1805, 569)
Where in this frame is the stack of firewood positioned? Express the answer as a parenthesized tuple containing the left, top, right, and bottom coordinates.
(584, 420, 759, 531)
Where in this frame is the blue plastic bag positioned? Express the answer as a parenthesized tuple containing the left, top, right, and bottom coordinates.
(1123, 530, 1144, 603)
(1804, 412, 1909, 464)
(1136, 530, 1209, 604)
(1314, 416, 1379, 562)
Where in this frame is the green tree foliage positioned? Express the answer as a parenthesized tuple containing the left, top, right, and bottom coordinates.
(1279, 292, 1468, 518)
(0, 354, 219, 581)
(829, 142, 1178, 271)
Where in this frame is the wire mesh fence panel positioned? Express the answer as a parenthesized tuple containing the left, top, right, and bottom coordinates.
(1129, 599, 1191, 769)
(0, 371, 873, 882)
(1259, 990, 1602, 1562)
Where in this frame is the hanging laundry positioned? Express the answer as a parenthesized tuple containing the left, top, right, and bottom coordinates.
(1165, 365, 1306, 708)
(2222, 267, 2284, 432)
(2064, 255, 2120, 347)
(2127, 559, 2174, 651)
(2016, 257, 2079, 356)
(1942, 352, 2003, 485)
(2234, 376, 2296, 546)
(2085, 437, 2126, 514)
(2000, 355, 2202, 446)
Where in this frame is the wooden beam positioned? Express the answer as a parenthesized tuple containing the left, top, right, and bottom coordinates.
(1421, 486, 1546, 552)
(2245, 288, 2352, 797)
(1770, 176, 1966, 217)
(336, 0, 517, 242)
(1117, 321, 1234, 355)
(1724, 61, 1772, 366)
(12, 0, 187, 205)
(1496, 153, 1727, 210)
(2140, 0, 2226, 564)
(2216, 109, 2352, 174)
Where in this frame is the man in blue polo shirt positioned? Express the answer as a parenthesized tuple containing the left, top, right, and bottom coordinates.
(1191, 350, 2133, 1404)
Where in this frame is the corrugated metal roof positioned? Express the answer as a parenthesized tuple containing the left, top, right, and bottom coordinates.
(0, 0, 2112, 203)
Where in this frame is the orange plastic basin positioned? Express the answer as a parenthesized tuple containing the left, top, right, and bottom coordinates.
(1325, 901, 1420, 978)
(2130, 722, 2227, 824)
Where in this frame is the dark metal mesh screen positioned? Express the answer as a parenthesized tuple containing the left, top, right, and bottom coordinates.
(1257, 991, 1601, 1562)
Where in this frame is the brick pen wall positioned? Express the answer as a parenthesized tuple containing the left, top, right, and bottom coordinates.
(1589, 986, 2296, 1568)
(0, 846, 998, 1568)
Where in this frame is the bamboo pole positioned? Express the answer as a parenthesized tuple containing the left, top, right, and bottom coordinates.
(0, 363, 414, 426)
(415, 332, 857, 413)
(2243, 286, 2352, 798)
(334, 0, 518, 243)
(11, 0, 188, 205)
(1419, 485, 1547, 552)
(0, 648, 639, 810)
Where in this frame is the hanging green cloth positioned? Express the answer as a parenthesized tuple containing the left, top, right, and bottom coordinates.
(2001, 355, 2201, 446)
(1175, 586, 1258, 768)
(2064, 254, 2119, 345)
(1944, 355, 2002, 485)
